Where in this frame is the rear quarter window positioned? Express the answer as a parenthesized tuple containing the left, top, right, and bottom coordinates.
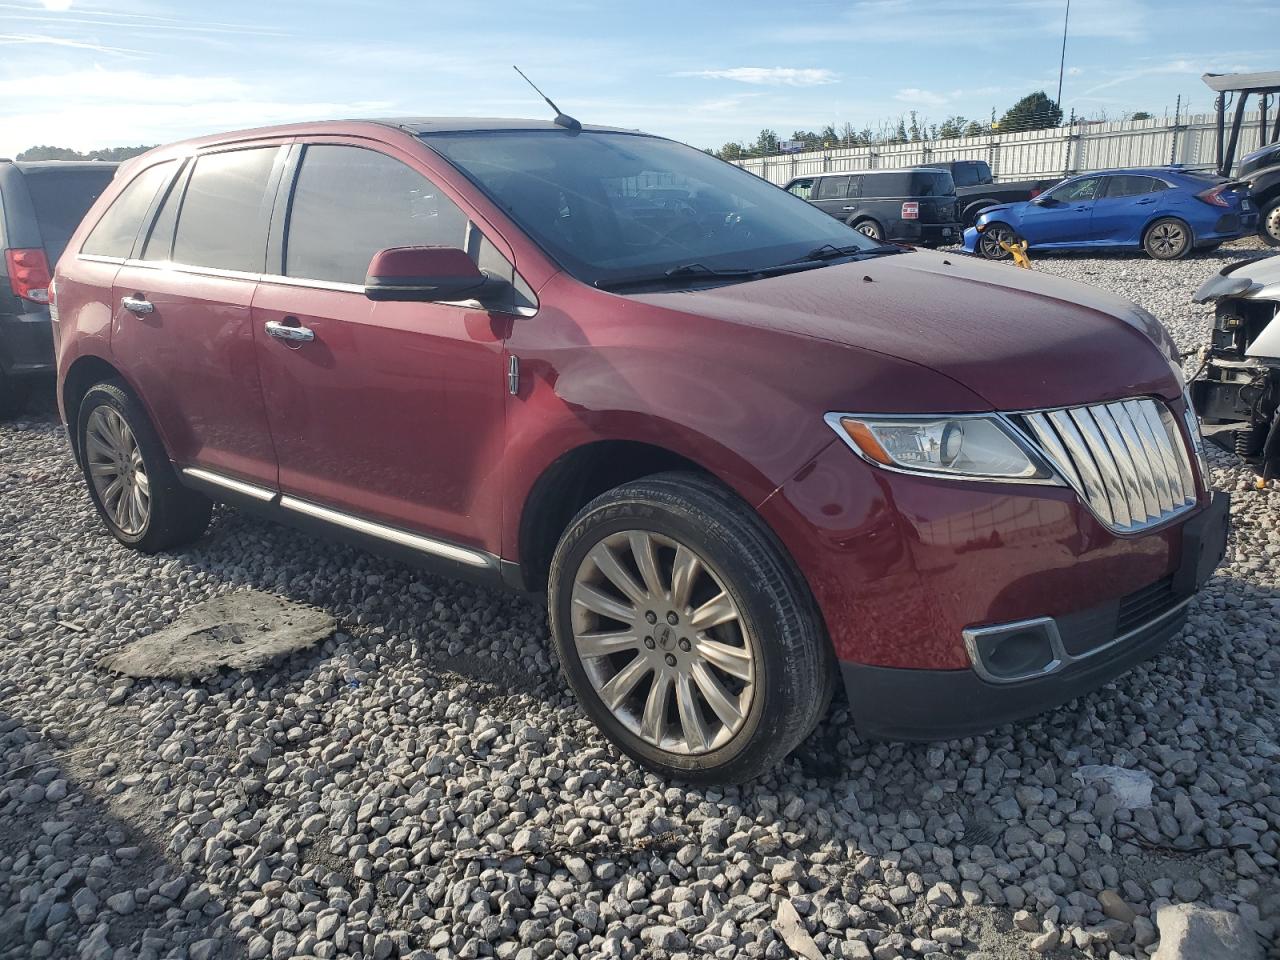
(80, 161, 177, 259)
(908, 171, 955, 196)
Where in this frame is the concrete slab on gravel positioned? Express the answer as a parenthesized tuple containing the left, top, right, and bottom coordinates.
(97, 591, 334, 680)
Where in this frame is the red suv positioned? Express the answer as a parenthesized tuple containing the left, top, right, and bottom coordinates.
(52, 119, 1228, 783)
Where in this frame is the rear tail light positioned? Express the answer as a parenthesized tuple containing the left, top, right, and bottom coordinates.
(1196, 185, 1232, 208)
(901, 201, 919, 220)
(4, 247, 52, 303)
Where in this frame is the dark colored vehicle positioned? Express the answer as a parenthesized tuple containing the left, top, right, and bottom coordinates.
(1189, 255, 1280, 467)
(53, 119, 1227, 784)
(784, 168, 961, 246)
(1236, 143, 1280, 246)
(0, 160, 117, 416)
(939, 159, 1060, 227)
(963, 167, 1257, 261)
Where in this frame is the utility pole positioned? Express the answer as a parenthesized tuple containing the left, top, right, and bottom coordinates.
(1055, 0, 1071, 117)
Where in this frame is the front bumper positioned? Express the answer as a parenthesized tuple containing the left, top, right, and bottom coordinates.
(961, 226, 981, 254)
(841, 490, 1228, 740)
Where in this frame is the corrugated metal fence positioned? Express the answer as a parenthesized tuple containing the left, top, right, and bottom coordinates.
(734, 112, 1269, 185)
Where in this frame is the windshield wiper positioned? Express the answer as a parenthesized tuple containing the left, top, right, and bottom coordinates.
(790, 243, 904, 264)
(597, 259, 823, 292)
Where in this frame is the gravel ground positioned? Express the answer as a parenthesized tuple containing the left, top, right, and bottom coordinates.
(2, 240, 1279, 960)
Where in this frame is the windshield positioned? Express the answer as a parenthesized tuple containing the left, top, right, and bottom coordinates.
(423, 130, 879, 286)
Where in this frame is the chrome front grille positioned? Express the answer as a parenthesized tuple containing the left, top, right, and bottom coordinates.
(1018, 398, 1198, 533)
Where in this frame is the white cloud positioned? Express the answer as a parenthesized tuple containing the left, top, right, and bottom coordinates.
(894, 87, 949, 107)
(677, 67, 838, 87)
(0, 32, 138, 56)
(40, 0, 72, 9)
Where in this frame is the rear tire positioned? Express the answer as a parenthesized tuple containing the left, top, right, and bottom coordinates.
(977, 222, 1018, 260)
(1261, 198, 1280, 247)
(77, 380, 212, 552)
(548, 472, 834, 784)
(1143, 217, 1192, 260)
(0, 371, 31, 420)
(850, 218, 883, 241)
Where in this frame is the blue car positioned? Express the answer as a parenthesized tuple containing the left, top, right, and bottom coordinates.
(963, 167, 1257, 261)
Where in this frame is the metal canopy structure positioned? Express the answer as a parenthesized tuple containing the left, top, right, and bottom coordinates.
(1203, 71, 1280, 176)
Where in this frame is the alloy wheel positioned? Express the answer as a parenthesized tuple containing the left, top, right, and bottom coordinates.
(569, 529, 756, 755)
(1265, 204, 1280, 245)
(1148, 221, 1187, 258)
(980, 225, 1014, 259)
(855, 222, 881, 240)
(85, 405, 151, 535)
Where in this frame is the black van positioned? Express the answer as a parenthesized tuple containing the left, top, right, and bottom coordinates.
(0, 159, 117, 416)
(784, 167, 961, 246)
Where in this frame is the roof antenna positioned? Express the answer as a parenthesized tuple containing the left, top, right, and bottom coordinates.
(513, 65, 582, 131)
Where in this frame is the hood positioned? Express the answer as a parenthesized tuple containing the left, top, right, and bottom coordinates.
(1240, 142, 1280, 177)
(632, 250, 1181, 411)
(974, 203, 1021, 223)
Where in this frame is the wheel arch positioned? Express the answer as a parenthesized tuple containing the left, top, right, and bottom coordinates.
(515, 439, 711, 593)
(62, 354, 130, 464)
(962, 198, 999, 224)
(1142, 214, 1195, 253)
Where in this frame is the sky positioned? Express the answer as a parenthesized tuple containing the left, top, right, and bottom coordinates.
(1, 0, 1276, 158)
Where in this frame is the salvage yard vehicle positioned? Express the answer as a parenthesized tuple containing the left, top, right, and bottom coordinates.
(0, 159, 116, 416)
(964, 167, 1257, 261)
(784, 167, 962, 246)
(1236, 143, 1280, 246)
(1189, 254, 1280, 470)
(52, 118, 1228, 783)
(936, 159, 1060, 227)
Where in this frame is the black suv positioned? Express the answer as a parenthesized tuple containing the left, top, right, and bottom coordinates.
(0, 160, 117, 416)
(784, 167, 961, 246)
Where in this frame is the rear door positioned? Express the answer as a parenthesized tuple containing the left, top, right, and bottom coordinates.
(250, 139, 513, 554)
(1090, 175, 1163, 244)
(1015, 175, 1102, 246)
(908, 169, 957, 224)
(111, 143, 288, 487)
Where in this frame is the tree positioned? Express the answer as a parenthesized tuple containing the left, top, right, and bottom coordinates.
(893, 118, 908, 143)
(908, 111, 922, 142)
(16, 144, 156, 161)
(998, 91, 1063, 132)
(820, 124, 839, 147)
(937, 116, 967, 139)
(755, 129, 779, 156)
(718, 142, 745, 161)
(963, 120, 985, 137)
(1130, 111, 1153, 121)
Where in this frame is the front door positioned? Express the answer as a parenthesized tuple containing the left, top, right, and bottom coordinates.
(1016, 175, 1102, 246)
(1089, 175, 1164, 245)
(111, 144, 287, 486)
(251, 141, 510, 554)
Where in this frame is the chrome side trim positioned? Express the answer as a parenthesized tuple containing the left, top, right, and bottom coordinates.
(964, 596, 1191, 685)
(181, 467, 278, 502)
(278, 495, 492, 569)
(78, 254, 127, 265)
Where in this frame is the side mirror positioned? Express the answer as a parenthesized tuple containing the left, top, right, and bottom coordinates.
(1031, 195, 1054, 206)
(364, 246, 489, 303)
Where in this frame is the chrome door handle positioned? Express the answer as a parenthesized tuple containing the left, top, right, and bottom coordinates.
(121, 295, 154, 315)
(842, 205, 858, 211)
(264, 319, 314, 342)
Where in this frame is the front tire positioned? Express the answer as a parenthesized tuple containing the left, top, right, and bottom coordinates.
(1143, 217, 1192, 259)
(1261, 198, 1280, 247)
(548, 473, 834, 784)
(77, 380, 212, 552)
(977, 222, 1018, 260)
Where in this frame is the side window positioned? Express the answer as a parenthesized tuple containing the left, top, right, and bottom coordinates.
(787, 179, 814, 200)
(814, 176, 849, 201)
(172, 147, 279, 273)
(848, 176, 863, 199)
(1052, 177, 1102, 202)
(80, 160, 177, 259)
(139, 161, 189, 261)
(1105, 175, 1154, 198)
(1150, 179, 1169, 192)
(285, 145, 467, 285)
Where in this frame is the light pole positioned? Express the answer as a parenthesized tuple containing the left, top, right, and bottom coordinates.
(1056, 0, 1071, 119)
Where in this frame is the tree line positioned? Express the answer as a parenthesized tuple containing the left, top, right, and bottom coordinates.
(708, 91, 1154, 161)
(14, 144, 157, 162)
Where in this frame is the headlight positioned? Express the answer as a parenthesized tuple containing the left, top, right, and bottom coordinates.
(825, 413, 1061, 483)
(1181, 388, 1207, 481)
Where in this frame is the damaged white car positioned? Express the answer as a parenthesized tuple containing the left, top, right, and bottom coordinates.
(1190, 254, 1280, 476)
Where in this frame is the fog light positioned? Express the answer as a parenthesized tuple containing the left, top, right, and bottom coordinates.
(963, 618, 1062, 683)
